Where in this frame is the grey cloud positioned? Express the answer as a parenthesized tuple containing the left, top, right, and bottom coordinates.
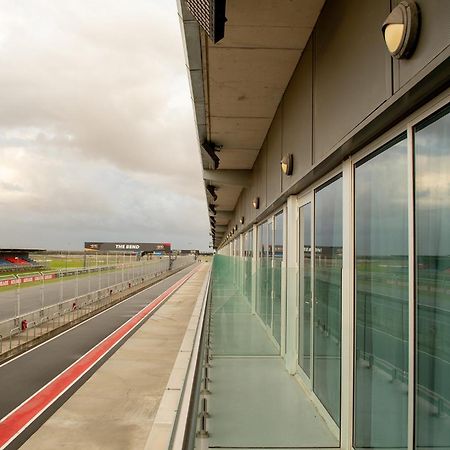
(0, 0, 211, 250)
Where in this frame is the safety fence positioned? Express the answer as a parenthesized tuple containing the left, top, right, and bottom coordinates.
(0, 259, 161, 287)
(0, 257, 178, 320)
(0, 255, 195, 355)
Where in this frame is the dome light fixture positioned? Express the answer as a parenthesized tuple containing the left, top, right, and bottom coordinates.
(382, 0, 420, 59)
(252, 197, 260, 209)
(281, 154, 293, 176)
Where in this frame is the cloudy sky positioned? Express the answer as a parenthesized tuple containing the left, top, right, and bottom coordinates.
(0, 0, 210, 251)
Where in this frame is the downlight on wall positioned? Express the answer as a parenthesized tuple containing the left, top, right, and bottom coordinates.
(382, 0, 420, 59)
(281, 154, 293, 176)
(240, 216, 244, 225)
(252, 197, 260, 209)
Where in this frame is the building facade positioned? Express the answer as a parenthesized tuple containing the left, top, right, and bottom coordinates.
(178, 0, 449, 448)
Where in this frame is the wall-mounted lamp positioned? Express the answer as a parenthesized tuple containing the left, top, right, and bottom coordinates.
(252, 197, 260, 209)
(234, 225, 238, 232)
(240, 216, 244, 225)
(382, 0, 420, 59)
(281, 154, 293, 176)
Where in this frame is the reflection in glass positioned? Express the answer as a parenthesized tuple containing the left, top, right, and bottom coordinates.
(257, 222, 267, 323)
(244, 230, 253, 302)
(314, 176, 342, 425)
(354, 135, 408, 449)
(415, 106, 450, 449)
(298, 203, 312, 377)
(266, 221, 273, 328)
(273, 212, 283, 345)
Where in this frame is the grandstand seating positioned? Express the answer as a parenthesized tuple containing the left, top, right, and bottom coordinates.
(0, 253, 41, 271)
(4, 257, 30, 265)
(0, 259, 13, 267)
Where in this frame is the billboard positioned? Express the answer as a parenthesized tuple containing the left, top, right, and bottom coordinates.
(84, 242, 171, 253)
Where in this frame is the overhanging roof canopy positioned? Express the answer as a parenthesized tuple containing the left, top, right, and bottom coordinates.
(178, 0, 325, 245)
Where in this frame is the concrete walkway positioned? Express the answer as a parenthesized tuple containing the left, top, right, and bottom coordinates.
(21, 263, 209, 450)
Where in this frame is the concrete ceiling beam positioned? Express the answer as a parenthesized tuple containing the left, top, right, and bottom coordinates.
(203, 169, 252, 187)
(215, 211, 233, 221)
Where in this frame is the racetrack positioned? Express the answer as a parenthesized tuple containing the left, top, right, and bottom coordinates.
(0, 259, 169, 321)
(0, 264, 198, 449)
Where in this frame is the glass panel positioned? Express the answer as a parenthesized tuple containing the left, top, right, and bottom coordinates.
(206, 254, 339, 447)
(354, 135, 409, 449)
(415, 106, 450, 449)
(244, 230, 253, 302)
(298, 203, 312, 377)
(266, 221, 273, 328)
(273, 212, 283, 345)
(257, 223, 267, 322)
(314, 175, 342, 425)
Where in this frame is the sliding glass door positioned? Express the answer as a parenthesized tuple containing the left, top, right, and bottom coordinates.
(295, 178, 342, 427)
(414, 105, 450, 450)
(352, 101, 449, 449)
(298, 202, 312, 379)
(313, 176, 343, 426)
(273, 212, 284, 345)
(353, 135, 409, 449)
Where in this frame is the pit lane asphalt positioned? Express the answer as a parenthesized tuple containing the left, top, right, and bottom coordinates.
(0, 264, 195, 448)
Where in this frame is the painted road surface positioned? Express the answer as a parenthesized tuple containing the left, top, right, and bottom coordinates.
(0, 263, 198, 450)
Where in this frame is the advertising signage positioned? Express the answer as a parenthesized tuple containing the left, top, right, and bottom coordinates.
(84, 242, 171, 253)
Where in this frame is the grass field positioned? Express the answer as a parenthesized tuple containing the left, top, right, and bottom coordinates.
(37, 258, 86, 270)
(3, 255, 129, 275)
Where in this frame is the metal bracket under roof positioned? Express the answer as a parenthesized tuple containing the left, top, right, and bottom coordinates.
(208, 204, 216, 215)
(203, 169, 252, 187)
(201, 140, 221, 169)
(185, 0, 227, 44)
(205, 184, 218, 201)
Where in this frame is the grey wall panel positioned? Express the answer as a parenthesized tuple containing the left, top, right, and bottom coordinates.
(260, 140, 267, 210)
(396, 0, 450, 90)
(313, 0, 391, 163)
(247, 170, 258, 223)
(239, 189, 247, 230)
(236, 192, 244, 234)
(282, 39, 313, 192)
(253, 140, 267, 213)
(266, 105, 283, 205)
(217, 0, 449, 247)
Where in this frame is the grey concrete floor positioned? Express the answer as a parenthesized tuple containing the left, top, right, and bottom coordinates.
(208, 357, 339, 449)
(208, 278, 339, 448)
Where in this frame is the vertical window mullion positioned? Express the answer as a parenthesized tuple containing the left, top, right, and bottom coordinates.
(407, 124, 416, 450)
(342, 158, 354, 450)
